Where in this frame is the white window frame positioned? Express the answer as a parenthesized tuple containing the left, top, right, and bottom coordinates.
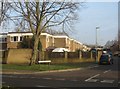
(20, 36, 23, 42)
(10, 36, 19, 42)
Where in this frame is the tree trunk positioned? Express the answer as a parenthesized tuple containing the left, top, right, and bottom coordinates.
(29, 35, 39, 66)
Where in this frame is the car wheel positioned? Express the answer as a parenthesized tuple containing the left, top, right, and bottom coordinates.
(110, 61, 113, 65)
(112, 62, 113, 64)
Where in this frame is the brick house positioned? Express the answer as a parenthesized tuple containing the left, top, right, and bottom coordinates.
(1, 32, 89, 52)
(7, 32, 33, 49)
(40, 33, 54, 51)
(0, 33, 7, 50)
(53, 35, 70, 50)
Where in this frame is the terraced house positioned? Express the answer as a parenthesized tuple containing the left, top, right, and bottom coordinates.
(0, 32, 90, 52)
(0, 33, 7, 50)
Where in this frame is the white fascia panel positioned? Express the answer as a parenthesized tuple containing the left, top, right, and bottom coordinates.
(53, 36, 68, 38)
(0, 35, 7, 38)
(7, 33, 33, 36)
(41, 33, 52, 37)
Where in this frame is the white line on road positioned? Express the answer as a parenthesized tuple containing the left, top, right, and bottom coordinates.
(85, 74, 100, 82)
(3, 75, 18, 78)
(36, 85, 49, 87)
(55, 78, 66, 81)
(103, 70, 111, 73)
(30, 77, 36, 79)
(100, 80, 114, 83)
(88, 65, 99, 69)
(8, 75, 18, 78)
(19, 76, 26, 78)
(85, 79, 99, 82)
(42, 78, 52, 80)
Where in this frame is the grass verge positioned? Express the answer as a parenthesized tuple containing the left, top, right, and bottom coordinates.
(2, 62, 95, 72)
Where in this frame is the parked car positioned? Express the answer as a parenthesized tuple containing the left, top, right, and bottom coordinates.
(99, 54, 113, 65)
(52, 48, 70, 52)
(113, 51, 120, 57)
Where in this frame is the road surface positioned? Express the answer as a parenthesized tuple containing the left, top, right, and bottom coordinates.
(2, 57, 120, 88)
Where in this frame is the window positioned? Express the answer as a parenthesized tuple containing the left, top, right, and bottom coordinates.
(20, 36, 23, 41)
(0, 38, 7, 43)
(47, 37, 49, 42)
(10, 36, 18, 42)
(11, 37, 14, 42)
(5, 38, 7, 42)
(0, 38, 2, 43)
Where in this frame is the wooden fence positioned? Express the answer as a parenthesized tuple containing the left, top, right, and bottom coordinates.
(43, 51, 97, 60)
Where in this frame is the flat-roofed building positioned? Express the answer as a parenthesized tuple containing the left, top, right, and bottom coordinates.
(1, 32, 89, 52)
(7, 32, 33, 49)
(53, 35, 69, 49)
(0, 33, 7, 50)
(40, 33, 54, 51)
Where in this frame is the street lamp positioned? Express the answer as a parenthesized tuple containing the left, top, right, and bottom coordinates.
(96, 27, 100, 48)
(95, 26, 100, 63)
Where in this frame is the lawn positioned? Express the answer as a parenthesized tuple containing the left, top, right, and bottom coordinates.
(2, 62, 95, 72)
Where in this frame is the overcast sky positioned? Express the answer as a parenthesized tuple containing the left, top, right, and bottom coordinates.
(0, 1, 118, 46)
(70, 1, 118, 46)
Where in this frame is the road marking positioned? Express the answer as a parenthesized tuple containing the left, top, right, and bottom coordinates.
(3, 75, 18, 78)
(103, 70, 111, 73)
(9, 75, 18, 78)
(100, 80, 114, 83)
(30, 77, 37, 79)
(85, 79, 99, 82)
(55, 78, 65, 81)
(19, 76, 26, 78)
(36, 85, 49, 87)
(88, 65, 99, 69)
(42, 78, 52, 80)
(85, 74, 100, 82)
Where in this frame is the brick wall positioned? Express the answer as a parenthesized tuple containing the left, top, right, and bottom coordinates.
(6, 49, 32, 64)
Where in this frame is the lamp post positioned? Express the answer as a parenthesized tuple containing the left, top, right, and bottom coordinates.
(95, 26, 100, 63)
(96, 27, 99, 48)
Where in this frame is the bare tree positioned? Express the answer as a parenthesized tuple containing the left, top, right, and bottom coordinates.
(9, 0, 81, 65)
(0, 0, 12, 26)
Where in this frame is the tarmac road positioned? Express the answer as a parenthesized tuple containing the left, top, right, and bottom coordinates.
(2, 56, 120, 88)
